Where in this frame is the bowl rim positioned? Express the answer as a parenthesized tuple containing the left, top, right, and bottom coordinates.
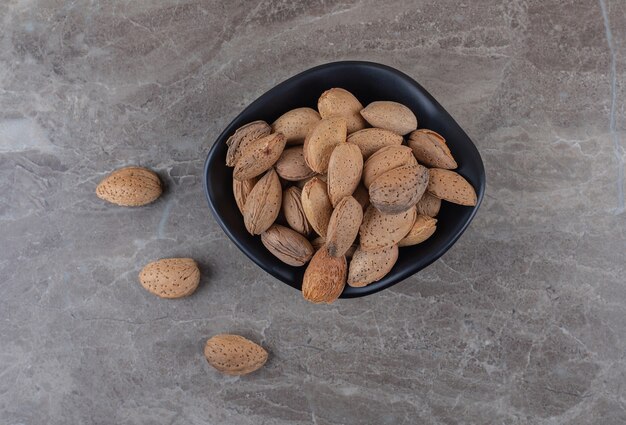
(203, 60, 486, 298)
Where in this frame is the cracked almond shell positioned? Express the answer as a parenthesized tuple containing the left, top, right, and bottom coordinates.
(282, 186, 311, 235)
(408, 129, 457, 169)
(325, 196, 363, 257)
(369, 163, 429, 214)
(261, 224, 314, 266)
(348, 245, 398, 287)
(271, 107, 321, 145)
(275, 145, 316, 181)
(226, 120, 271, 167)
(302, 246, 347, 304)
(327, 143, 363, 207)
(317, 88, 367, 133)
(96, 166, 162, 207)
(359, 205, 416, 251)
(362, 145, 417, 188)
(303, 116, 347, 174)
(204, 334, 268, 376)
(360, 101, 418, 135)
(300, 177, 333, 237)
(398, 215, 437, 247)
(427, 168, 477, 206)
(139, 258, 200, 299)
(233, 132, 286, 181)
(347, 128, 404, 159)
(243, 169, 282, 235)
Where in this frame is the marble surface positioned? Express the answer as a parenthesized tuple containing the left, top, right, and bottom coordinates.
(1, 1, 625, 424)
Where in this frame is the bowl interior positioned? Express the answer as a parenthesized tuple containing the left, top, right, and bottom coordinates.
(204, 61, 485, 298)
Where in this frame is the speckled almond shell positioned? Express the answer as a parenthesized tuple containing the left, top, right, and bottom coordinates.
(360, 101, 418, 136)
(233, 176, 258, 214)
(243, 168, 282, 235)
(362, 145, 417, 188)
(359, 205, 417, 251)
(261, 224, 314, 266)
(300, 177, 333, 237)
(271, 107, 321, 145)
(427, 168, 477, 206)
(233, 132, 286, 181)
(282, 186, 311, 235)
(327, 143, 363, 207)
(369, 164, 429, 214)
(225, 120, 271, 167)
(302, 246, 347, 304)
(204, 334, 268, 376)
(317, 88, 367, 133)
(348, 245, 399, 287)
(408, 129, 458, 169)
(398, 215, 437, 247)
(275, 146, 316, 181)
(303, 116, 347, 174)
(325, 196, 363, 257)
(139, 258, 200, 299)
(96, 166, 162, 207)
(415, 191, 441, 217)
(347, 128, 404, 159)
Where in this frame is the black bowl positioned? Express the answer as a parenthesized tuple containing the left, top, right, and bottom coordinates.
(203, 61, 485, 298)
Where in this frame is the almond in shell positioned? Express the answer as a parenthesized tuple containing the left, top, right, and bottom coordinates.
(369, 164, 429, 214)
(398, 215, 437, 247)
(416, 191, 441, 217)
(427, 168, 477, 206)
(359, 205, 416, 251)
(362, 145, 417, 188)
(348, 245, 398, 287)
(271, 107, 321, 145)
(303, 116, 347, 174)
(360, 101, 418, 135)
(327, 143, 363, 207)
(347, 128, 404, 159)
(408, 129, 457, 169)
(243, 168, 282, 235)
(325, 196, 363, 257)
(226, 121, 271, 167)
(139, 258, 200, 299)
(282, 186, 311, 235)
(300, 177, 333, 237)
(233, 132, 286, 181)
(318, 88, 367, 133)
(204, 334, 268, 376)
(302, 246, 347, 304)
(261, 224, 314, 266)
(96, 166, 162, 207)
(275, 146, 316, 181)
(233, 177, 258, 213)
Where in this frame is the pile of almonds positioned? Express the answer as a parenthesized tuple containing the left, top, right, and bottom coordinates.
(227, 88, 477, 304)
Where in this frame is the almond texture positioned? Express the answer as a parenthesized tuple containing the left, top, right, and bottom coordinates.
(233, 132, 286, 181)
(348, 245, 398, 287)
(243, 168, 282, 235)
(300, 177, 333, 237)
(427, 168, 477, 206)
(261, 224, 314, 266)
(317, 88, 367, 133)
(282, 186, 311, 235)
(325, 196, 363, 257)
(369, 164, 429, 214)
(416, 191, 441, 217)
(204, 334, 268, 376)
(275, 146, 316, 181)
(347, 128, 404, 159)
(327, 143, 363, 207)
(408, 129, 457, 169)
(303, 116, 347, 174)
(359, 205, 416, 251)
(96, 166, 162, 207)
(302, 246, 347, 304)
(233, 177, 258, 214)
(139, 258, 200, 299)
(360, 101, 418, 135)
(271, 107, 321, 145)
(362, 145, 417, 188)
(226, 120, 271, 167)
(398, 215, 437, 247)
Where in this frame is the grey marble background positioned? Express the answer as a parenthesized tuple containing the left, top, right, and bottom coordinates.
(1, 1, 625, 424)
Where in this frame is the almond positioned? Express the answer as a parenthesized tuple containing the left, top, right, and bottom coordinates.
(369, 164, 429, 214)
(359, 205, 416, 251)
(398, 215, 437, 247)
(360, 101, 418, 135)
(139, 258, 200, 299)
(416, 191, 441, 217)
(327, 143, 363, 207)
(204, 334, 268, 376)
(295, 173, 326, 189)
(233, 132, 286, 181)
(348, 245, 398, 287)
(362, 145, 417, 188)
(226, 121, 271, 167)
(233, 177, 258, 214)
(243, 169, 282, 235)
(272, 108, 321, 145)
(96, 166, 162, 207)
(427, 168, 477, 206)
(318, 88, 367, 133)
(302, 246, 346, 304)
(325, 196, 363, 257)
(300, 177, 333, 237)
(347, 128, 404, 159)
(275, 146, 316, 181)
(261, 224, 314, 266)
(282, 186, 311, 235)
(352, 182, 370, 211)
(303, 116, 347, 174)
(311, 236, 326, 251)
(408, 129, 457, 169)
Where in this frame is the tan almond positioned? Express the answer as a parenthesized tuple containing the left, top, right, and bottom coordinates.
(282, 186, 311, 235)
(261, 224, 314, 266)
(416, 191, 441, 217)
(360, 101, 418, 135)
(327, 143, 363, 207)
(96, 166, 162, 207)
(347, 128, 404, 159)
(302, 246, 346, 304)
(318, 88, 367, 133)
(243, 169, 282, 235)
(427, 168, 477, 206)
(359, 205, 416, 251)
(408, 129, 457, 169)
(226, 121, 271, 167)
(398, 215, 437, 247)
(139, 258, 200, 299)
(233, 132, 286, 181)
(348, 245, 398, 287)
(303, 116, 347, 174)
(325, 196, 363, 257)
(369, 164, 429, 214)
(233, 177, 258, 214)
(271, 107, 321, 145)
(352, 182, 370, 211)
(204, 334, 268, 376)
(275, 146, 316, 181)
(362, 145, 417, 188)
(300, 177, 333, 237)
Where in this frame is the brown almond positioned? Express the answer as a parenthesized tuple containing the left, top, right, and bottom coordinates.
(261, 224, 314, 266)
(233, 132, 286, 181)
(243, 169, 282, 235)
(139, 258, 200, 299)
(300, 177, 333, 237)
(226, 121, 271, 167)
(275, 146, 316, 181)
(302, 246, 347, 304)
(325, 196, 363, 257)
(303, 116, 347, 174)
(348, 245, 398, 287)
(318, 88, 367, 133)
(398, 215, 437, 247)
(96, 166, 162, 207)
(204, 334, 268, 376)
(347, 128, 403, 159)
(282, 186, 311, 235)
(362, 145, 417, 188)
(408, 129, 457, 169)
(427, 168, 477, 206)
(369, 164, 429, 214)
(359, 205, 416, 251)
(360, 101, 418, 135)
(416, 192, 441, 217)
(271, 107, 321, 145)
(233, 177, 258, 214)
(327, 143, 363, 207)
